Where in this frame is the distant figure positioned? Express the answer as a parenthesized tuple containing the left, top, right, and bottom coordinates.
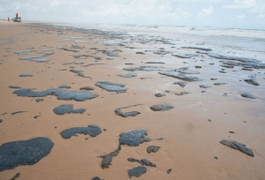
(16, 13, 18, 18)
(8, 17, 10, 22)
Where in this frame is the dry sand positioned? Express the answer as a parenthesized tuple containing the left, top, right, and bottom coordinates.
(0, 20, 265, 180)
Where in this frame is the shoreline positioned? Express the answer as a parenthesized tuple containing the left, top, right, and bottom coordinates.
(0, 21, 265, 180)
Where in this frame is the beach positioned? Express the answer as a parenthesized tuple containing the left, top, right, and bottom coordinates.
(0, 21, 265, 180)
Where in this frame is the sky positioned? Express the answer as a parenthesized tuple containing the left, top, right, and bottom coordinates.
(1, 0, 265, 30)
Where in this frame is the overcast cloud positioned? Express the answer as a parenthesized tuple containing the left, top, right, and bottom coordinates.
(0, 0, 264, 29)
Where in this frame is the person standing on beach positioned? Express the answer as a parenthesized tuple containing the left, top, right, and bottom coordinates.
(16, 13, 18, 18)
(8, 17, 10, 22)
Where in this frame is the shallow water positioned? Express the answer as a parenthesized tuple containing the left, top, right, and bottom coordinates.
(59, 23, 265, 51)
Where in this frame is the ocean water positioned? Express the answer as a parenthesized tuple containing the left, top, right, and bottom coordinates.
(55, 23, 265, 62)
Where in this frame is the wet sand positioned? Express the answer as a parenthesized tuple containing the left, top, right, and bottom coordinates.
(0, 21, 265, 180)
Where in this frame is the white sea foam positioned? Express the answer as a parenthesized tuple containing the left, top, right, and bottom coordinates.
(55, 23, 265, 61)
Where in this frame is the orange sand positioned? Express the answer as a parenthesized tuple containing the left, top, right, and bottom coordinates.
(0, 21, 265, 180)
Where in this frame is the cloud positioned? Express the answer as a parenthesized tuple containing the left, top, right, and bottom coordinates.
(79, 0, 192, 25)
(249, 1, 265, 14)
(199, 6, 214, 18)
(50, 0, 66, 7)
(235, 14, 245, 20)
(257, 14, 265, 19)
(224, 0, 256, 9)
(224, 0, 265, 22)
(0, 0, 264, 29)
(81, 0, 185, 17)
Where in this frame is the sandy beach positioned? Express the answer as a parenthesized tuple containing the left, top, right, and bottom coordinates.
(0, 20, 265, 180)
